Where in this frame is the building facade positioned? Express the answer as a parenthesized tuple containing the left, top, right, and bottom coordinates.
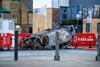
(0, 0, 33, 33)
(1, 0, 99, 35)
(69, 0, 100, 36)
(11, 0, 33, 33)
(1, 0, 70, 34)
(32, 0, 69, 34)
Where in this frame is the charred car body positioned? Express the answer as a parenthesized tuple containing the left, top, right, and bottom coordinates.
(20, 28, 72, 49)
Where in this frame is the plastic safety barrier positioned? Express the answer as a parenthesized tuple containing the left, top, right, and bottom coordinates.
(0, 33, 13, 49)
(18, 33, 31, 47)
(0, 33, 31, 50)
(0, 34, 3, 48)
(71, 33, 96, 48)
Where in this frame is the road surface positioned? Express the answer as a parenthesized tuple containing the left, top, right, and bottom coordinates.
(0, 50, 99, 67)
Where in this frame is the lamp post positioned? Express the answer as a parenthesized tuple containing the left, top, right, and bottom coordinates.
(14, 30, 18, 61)
(14, 25, 19, 61)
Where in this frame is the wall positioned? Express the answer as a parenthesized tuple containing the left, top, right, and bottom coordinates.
(2, 0, 11, 10)
(32, 8, 53, 34)
(21, 0, 33, 11)
(46, 8, 52, 29)
(70, 0, 100, 7)
(33, 0, 69, 9)
(21, 5, 28, 25)
(52, 8, 59, 22)
(83, 18, 100, 37)
(33, 14, 45, 34)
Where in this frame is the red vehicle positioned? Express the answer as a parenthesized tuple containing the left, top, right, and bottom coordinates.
(71, 33, 96, 48)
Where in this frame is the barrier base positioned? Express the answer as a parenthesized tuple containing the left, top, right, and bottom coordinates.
(96, 56, 100, 61)
(54, 55, 60, 61)
(79, 48, 96, 50)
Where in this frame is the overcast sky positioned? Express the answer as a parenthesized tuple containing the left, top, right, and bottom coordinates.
(33, 0, 69, 9)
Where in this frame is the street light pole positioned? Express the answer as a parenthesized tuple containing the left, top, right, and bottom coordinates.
(14, 30, 18, 61)
(14, 9, 20, 61)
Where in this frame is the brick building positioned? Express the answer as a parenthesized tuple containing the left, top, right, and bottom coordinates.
(0, 0, 33, 33)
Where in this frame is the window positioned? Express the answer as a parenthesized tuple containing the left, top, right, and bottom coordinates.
(0, 0, 2, 8)
(94, 5, 100, 18)
(0, 21, 2, 29)
(9, 22, 14, 30)
(0, 14, 1, 18)
(86, 23, 90, 32)
(63, 10, 67, 19)
(97, 23, 100, 33)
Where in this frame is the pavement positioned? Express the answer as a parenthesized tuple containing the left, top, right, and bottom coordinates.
(0, 50, 100, 67)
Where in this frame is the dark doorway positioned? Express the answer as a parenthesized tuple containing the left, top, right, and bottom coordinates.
(29, 26, 32, 33)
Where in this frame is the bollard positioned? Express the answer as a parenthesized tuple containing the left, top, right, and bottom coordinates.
(14, 31, 18, 61)
(96, 32, 100, 61)
(54, 31, 60, 61)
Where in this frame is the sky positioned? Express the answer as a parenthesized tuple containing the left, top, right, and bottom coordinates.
(33, 0, 69, 9)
